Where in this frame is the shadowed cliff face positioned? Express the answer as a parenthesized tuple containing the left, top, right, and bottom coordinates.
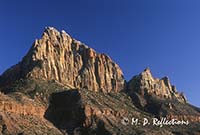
(44, 90, 85, 134)
(44, 90, 112, 135)
(0, 27, 125, 93)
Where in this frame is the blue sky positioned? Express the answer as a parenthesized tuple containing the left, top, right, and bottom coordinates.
(0, 0, 199, 107)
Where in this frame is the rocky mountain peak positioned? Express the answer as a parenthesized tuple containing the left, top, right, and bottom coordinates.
(0, 27, 199, 135)
(140, 67, 154, 81)
(0, 27, 125, 93)
(128, 68, 187, 103)
(143, 67, 151, 72)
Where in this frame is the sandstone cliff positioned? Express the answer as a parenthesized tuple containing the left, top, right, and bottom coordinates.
(0, 27, 125, 93)
(0, 92, 62, 135)
(128, 68, 187, 103)
(0, 27, 200, 135)
(126, 68, 191, 118)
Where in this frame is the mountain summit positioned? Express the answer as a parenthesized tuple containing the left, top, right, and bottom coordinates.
(127, 68, 187, 107)
(0, 27, 199, 135)
(0, 27, 125, 93)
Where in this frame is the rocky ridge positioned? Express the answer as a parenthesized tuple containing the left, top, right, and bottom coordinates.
(0, 27, 199, 135)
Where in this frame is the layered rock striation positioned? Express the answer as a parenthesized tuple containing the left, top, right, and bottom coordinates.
(0, 92, 63, 135)
(0, 27, 125, 93)
(0, 92, 45, 118)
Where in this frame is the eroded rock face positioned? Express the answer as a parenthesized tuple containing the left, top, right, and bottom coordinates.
(126, 68, 197, 120)
(0, 92, 45, 118)
(0, 27, 125, 93)
(1, 27, 200, 135)
(0, 92, 63, 135)
(128, 68, 187, 103)
(126, 68, 188, 114)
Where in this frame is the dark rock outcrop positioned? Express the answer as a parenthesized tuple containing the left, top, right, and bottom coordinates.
(44, 90, 86, 134)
